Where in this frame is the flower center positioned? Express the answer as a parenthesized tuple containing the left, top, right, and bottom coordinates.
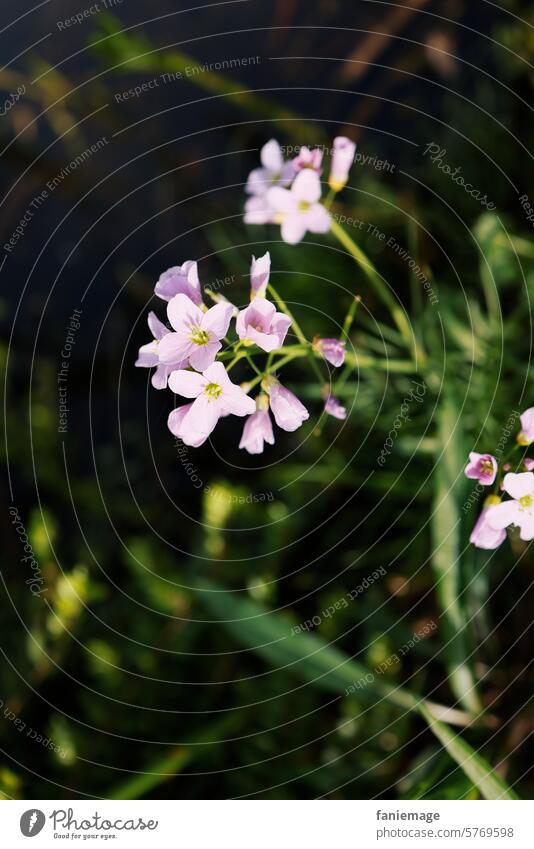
(190, 326, 209, 346)
(480, 459, 493, 474)
(204, 382, 222, 401)
(298, 201, 311, 211)
(519, 494, 533, 508)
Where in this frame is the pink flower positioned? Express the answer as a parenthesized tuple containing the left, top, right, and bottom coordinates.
(486, 472, 534, 541)
(250, 252, 270, 299)
(266, 378, 309, 432)
(236, 298, 291, 352)
(158, 294, 233, 372)
(267, 170, 331, 245)
(325, 394, 346, 420)
(470, 496, 507, 550)
(155, 261, 203, 305)
(518, 407, 534, 445)
(293, 146, 323, 174)
(246, 139, 294, 196)
(239, 409, 275, 454)
(464, 452, 498, 486)
(135, 311, 187, 390)
(168, 362, 255, 447)
(328, 136, 356, 192)
(244, 194, 275, 225)
(314, 337, 346, 367)
(524, 458, 534, 471)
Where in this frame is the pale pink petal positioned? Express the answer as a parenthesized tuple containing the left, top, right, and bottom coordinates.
(520, 407, 534, 442)
(203, 361, 231, 388)
(221, 387, 256, 417)
(305, 203, 331, 233)
(330, 136, 356, 187)
(269, 382, 309, 432)
(281, 214, 307, 245)
(239, 410, 275, 454)
(271, 313, 292, 346)
(168, 369, 206, 398)
(486, 500, 521, 530)
(135, 341, 159, 368)
(245, 167, 270, 196)
(167, 403, 194, 436)
(244, 194, 274, 223)
(147, 311, 168, 340)
(518, 511, 534, 540)
(201, 302, 233, 338)
(246, 328, 280, 352)
(291, 169, 322, 203)
(167, 293, 203, 333)
(502, 472, 534, 500)
(155, 262, 202, 305)
(470, 508, 506, 549)
(152, 364, 172, 390)
(189, 339, 221, 372)
(158, 332, 192, 364)
(325, 395, 347, 420)
(250, 252, 270, 297)
(267, 186, 296, 214)
(180, 395, 220, 446)
(260, 139, 283, 173)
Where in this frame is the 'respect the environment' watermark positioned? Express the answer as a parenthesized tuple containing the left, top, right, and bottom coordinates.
(58, 309, 83, 433)
(56, 0, 123, 30)
(331, 215, 438, 305)
(114, 57, 261, 102)
(4, 137, 109, 253)
(9, 506, 46, 596)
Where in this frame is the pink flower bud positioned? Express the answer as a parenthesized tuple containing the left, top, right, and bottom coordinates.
(464, 452, 497, 486)
(239, 410, 275, 454)
(324, 395, 346, 420)
(329, 136, 356, 192)
(518, 407, 534, 445)
(314, 337, 346, 367)
(266, 379, 309, 432)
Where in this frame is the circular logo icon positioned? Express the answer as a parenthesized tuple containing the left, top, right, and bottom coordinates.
(20, 809, 46, 837)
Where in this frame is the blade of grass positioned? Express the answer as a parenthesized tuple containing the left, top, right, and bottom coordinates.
(432, 392, 483, 715)
(419, 704, 519, 800)
(109, 715, 237, 800)
(192, 581, 514, 799)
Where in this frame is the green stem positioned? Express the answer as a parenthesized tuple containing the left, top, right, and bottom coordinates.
(267, 283, 325, 384)
(324, 187, 337, 209)
(330, 218, 417, 362)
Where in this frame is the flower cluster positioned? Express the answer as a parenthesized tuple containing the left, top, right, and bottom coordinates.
(244, 137, 356, 244)
(136, 254, 348, 452)
(465, 408, 534, 549)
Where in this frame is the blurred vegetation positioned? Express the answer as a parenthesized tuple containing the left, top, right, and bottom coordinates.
(0, 3, 533, 799)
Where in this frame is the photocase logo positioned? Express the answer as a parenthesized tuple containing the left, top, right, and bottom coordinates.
(20, 809, 46, 837)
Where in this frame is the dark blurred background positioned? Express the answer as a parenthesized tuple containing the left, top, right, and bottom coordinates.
(1, 0, 533, 800)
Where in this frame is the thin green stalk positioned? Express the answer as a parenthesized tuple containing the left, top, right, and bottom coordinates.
(330, 218, 417, 361)
(342, 295, 361, 340)
(267, 283, 325, 384)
